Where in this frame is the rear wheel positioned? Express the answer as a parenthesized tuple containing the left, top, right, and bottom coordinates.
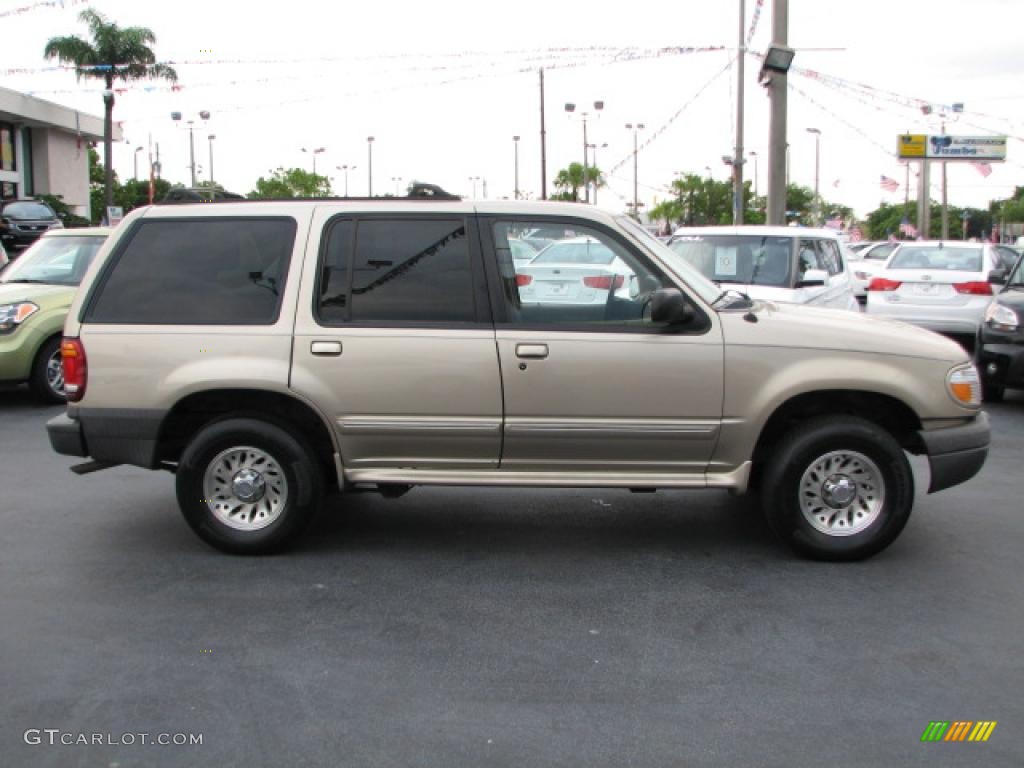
(761, 416, 914, 561)
(29, 336, 66, 404)
(176, 418, 323, 554)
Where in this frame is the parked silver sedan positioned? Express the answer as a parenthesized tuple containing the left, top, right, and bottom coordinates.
(516, 236, 637, 305)
(866, 241, 1013, 336)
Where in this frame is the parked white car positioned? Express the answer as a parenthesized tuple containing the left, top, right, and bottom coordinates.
(847, 241, 900, 302)
(517, 236, 637, 305)
(865, 241, 1013, 337)
(667, 226, 858, 311)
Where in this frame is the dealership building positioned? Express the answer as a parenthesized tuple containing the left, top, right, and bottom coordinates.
(0, 86, 121, 219)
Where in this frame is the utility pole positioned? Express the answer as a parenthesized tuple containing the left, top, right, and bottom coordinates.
(766, 0, 789, 225)
(941, 120, 949, 239)
(917, 158, 931, 238)
(188, 122, 196, 186)
(539, 68, 547, 200)
(733, 0, 746, 225)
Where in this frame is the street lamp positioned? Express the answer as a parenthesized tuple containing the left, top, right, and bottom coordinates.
(468, 176, 480, 198)
(625, 122, 645, 219)
(586, 142, 608, 205)
(301, 147, 326, 175)
(336, 165, 356, 197)
(171, 110, 210, 187)
(207, 135, 216, 186)
(391, 176, 403, 196)
(806, 127, 821, 225)
(367, 137, 375, 196)
(749, 150, 759, 198)
(133, 146, 143, 181)
(513, 135, 520, 200)
(565, 100, 604, 203)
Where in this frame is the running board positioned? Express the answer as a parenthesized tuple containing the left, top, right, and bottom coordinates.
(70, 460, 120, 475)
(344, 462, 752, 493)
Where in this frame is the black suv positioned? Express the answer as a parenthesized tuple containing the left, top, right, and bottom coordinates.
(977, 252, 1024, 401)
(0, 199, 62, 250)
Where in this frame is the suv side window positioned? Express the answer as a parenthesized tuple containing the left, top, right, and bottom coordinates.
(994, 245, 1019, 272)
(317, 217, 476, 324)
(86, 218, 295, 324)
(489, 219, 692, 331)
(818, 240, 843, 275)
(797, 239, 823, 279)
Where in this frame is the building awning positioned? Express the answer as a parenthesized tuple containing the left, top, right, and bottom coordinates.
(0, 86, 120, 141)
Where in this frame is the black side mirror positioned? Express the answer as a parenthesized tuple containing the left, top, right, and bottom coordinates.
(988, 269, 1007, 285)
(650, 287, 695, 326)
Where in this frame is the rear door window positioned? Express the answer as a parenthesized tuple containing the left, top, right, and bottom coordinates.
(85, 218, 296, 324)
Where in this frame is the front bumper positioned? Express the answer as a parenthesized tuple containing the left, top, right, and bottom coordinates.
(977, 335, 1024, 389)
(917, 412, 990, 494)
(0, 229, 46, 248)
(0, 324, 47, 383)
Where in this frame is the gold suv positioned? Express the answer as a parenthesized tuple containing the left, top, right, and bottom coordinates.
(47, 199, 990, 560)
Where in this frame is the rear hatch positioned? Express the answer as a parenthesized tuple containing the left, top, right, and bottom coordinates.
(885, 270, 989, 306)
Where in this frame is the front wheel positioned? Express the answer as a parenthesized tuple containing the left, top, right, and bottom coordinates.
(176, 418, 323, 554)
(761, 416, 914, 561)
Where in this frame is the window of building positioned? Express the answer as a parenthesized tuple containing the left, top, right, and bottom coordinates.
(0, 123, 15, 172)
(86, 218, 296, 324)
(317, 217, 476, 325)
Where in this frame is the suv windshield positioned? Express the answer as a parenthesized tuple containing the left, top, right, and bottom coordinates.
(0, 235, 104, 286)
(2, 201, 56, 220)
(668, 234, 794, 287)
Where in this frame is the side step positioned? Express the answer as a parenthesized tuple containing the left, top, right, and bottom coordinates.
(70, 461, 120, 475)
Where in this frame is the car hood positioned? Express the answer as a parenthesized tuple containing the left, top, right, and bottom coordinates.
(722, 300, 967, 363)
(0, 282, 77, 310)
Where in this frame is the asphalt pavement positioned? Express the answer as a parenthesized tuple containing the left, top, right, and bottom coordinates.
(1, 387, 1022, 767)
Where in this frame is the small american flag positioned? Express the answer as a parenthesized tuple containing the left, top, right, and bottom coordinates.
(972, 161, 993, 178)
(880, 175, 900, 193)
(899, 217, 918, 238)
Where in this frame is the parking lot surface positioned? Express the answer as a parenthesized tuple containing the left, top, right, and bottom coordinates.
(1, 388, 1022, 767)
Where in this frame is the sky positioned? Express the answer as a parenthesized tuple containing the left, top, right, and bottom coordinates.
(3, 0, 1023, 219)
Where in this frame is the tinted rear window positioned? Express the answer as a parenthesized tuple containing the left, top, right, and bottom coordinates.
(888, 246, 982, 272)
(86, 218, 295, 324)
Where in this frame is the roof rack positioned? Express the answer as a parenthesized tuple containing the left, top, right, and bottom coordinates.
(154, 183, 462, 204)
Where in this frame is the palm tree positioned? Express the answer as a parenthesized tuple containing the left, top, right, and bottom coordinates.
(44, 9, 177, 215)
(553, 162, 604, 203)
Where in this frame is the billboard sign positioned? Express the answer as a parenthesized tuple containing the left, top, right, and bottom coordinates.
(898, 134, 1007, 161)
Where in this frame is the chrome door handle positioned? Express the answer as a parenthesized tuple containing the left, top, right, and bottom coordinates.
(310, 341, 343, 356)
(515, 343, 549, 359)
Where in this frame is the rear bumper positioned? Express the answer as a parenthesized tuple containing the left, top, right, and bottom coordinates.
(47, 408, 165, 467)
(917, 412, 990, 493)
(47, 412, 88, 457)
(867, 297, 987, 334)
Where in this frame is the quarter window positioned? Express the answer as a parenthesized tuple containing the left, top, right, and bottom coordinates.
(87, 218, 296, 324)
(317, 218, 475, 324)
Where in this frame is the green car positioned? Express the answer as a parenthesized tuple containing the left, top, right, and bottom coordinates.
(0, 227, 110, 403)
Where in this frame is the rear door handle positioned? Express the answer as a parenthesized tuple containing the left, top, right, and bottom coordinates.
(310, 341, 343, 356)
(515, 343, 549, 359)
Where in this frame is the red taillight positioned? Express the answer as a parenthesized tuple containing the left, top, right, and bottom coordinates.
(867, 277, 902, 292)
(61, 337, 87, 403)
(582, 274, 625, 290)
(515, 274, 533, 287)
(953, 281, 992, 295)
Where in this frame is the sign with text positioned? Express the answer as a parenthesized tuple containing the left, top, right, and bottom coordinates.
(898, 134, 1007, 161)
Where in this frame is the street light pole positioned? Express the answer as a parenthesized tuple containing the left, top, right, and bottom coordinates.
(750, 151, 758, 198)
(626, 123, 644, 219)
(207, 135, 216, 186)
(513, 135, 520, 200)
(806, 128, 821, 225)
(336, 165, 356, 197)
(188, 122, 196, 186)
(133, 146, 142, 181)
(565, 100, 603, 203)
(469, 176, 480, 198)
(367, 137, 375, 196)
(733, 0, 746, 225)
(587, 142, 607, 205)
(392, 176, 403, 196)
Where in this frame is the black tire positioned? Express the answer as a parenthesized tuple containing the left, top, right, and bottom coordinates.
(28, 335, 66, 404)
(761, 416, 914, 561)
(176, 418, 323, 554)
